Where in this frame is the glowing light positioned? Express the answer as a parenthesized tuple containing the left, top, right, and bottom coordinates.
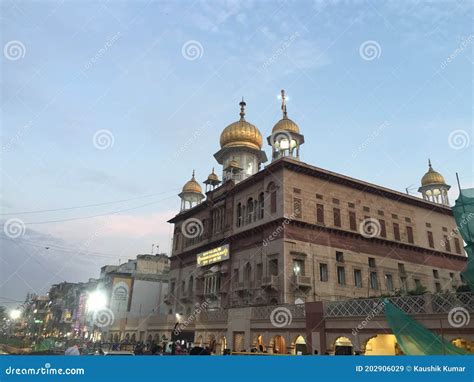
(9, 309, 21, 320)
(87, 290, 107, 312)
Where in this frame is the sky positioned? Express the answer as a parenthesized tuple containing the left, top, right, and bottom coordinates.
(1, 0, 473, 307)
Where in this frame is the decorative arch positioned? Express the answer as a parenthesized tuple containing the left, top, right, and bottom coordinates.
(271, 335, 286, 354)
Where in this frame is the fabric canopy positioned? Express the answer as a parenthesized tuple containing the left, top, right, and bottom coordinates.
(384, 301, 466, 355)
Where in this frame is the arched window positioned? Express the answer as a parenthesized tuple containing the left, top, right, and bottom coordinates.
(181, 280, 186, 293)
(247, 198, 254, 223)
(237, 203, 242, 227)
(188, 276, 194, 293)
(244, 262, 252, 285)
(258, 192, 264, 219)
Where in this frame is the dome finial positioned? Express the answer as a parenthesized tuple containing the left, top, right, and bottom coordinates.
(192, 169, 195, 178)
(428, 158, 432, 168)
(281, 89, 287, 118)
(239, 98, 246, 120)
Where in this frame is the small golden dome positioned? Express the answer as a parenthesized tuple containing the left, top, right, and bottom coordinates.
(272, 117, 300, 134)
(421, 160, 446, 187)
(206, 168, 219, 182)
(219, 99, 263, 150)
(182, 171, 203, 194)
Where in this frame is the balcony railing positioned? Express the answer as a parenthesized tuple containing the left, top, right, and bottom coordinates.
(323, 292, 474, 318)
(262, 275, 279, 290)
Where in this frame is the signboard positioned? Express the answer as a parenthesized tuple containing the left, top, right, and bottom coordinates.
(197, 244, 230, 267)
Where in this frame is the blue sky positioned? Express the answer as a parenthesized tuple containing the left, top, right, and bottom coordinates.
(1, 0, 473, 304)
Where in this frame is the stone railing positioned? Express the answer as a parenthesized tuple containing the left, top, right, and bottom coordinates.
(197, 309, 228, 322)
(323, 292, 474, 318)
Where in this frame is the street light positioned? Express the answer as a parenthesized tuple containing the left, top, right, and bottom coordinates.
(87, 290, 107, 312)
(9, 309, 21, 320)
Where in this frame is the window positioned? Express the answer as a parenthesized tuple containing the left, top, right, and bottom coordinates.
(454, 238, 462, 254)
(370, 272, 378, 290)
(363, 206, 370, 212)
(293, 198, 302, 218)
(426, 222, 431, 228)
(244, 263, 252, 284)
(398, 263, 406, 274)
(444, 236, 451, 252)
(427, 231, 434, 248)
(377, 210, 384, 216)
(204, 274, 220, 295)
(348, 202, 355, 208)
(316, 204, 325, 224)
(379, 219, 386, 238)
(256, 263, 263, 283)
(385, 274, 394, 291)
(337, 266, 346, 285)
(414, 279, 421, 288)
(333, 208, 341, 227)
(270, 191, 277, 214)
(293, 259, 304, 276)
(236, 203, 242, 227)
(405, 217, 412, 223)
(319, 263, 328, 282)
(435, 282, 442, 292)
(349, 211, 357, 230)
(247, 198, 254, 224)
(332, 198, 340, 204)
(316, 194, 323, 200)
(393, 223, 401, 241)
(336, 251, 344, 263)
(354, 269, 362, 288)
(442, 226, 447, 232)
(400, 276, 407, 292)
(294, 188, 301, 194)
(392, 214, 398, 219)
(258, 193, 265, 220)
(406, 226, 414, 244)
(433, 269, 439, 279)
(368, 257, 376, 268)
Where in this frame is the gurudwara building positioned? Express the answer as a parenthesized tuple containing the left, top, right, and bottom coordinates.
(118, 91, 472, 355)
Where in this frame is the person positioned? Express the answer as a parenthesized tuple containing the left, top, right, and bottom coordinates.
(314, 350, 319, 355)
(65, 343, 80, 356)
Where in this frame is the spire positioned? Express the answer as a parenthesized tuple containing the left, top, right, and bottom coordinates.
(239, 98, 246, 120)
(281, 89, 287, 119)
(428, 158, 432, 169)
(192, 169, 195, 178)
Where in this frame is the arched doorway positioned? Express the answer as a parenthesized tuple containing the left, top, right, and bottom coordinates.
(272, 335, 286, 354)
(334, 336, 353, 355)
(294, 335, 307, 355)
(364, 335, 399, 355)
(451, 338, 474, 353)
(217, 336, 227, 354)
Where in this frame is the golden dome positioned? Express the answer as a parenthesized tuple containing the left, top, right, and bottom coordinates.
(219, 99, 263, 150)
(206, 168, 220, 182)
(421, 161, 446, 187)
(182, 171, 203, 194)
(272, 117, 300, 134)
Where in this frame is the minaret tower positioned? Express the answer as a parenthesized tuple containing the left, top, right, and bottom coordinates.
(214, 99, 267, 183)
(178, 170, 204, 211)
(267, 89, 305, 161)
(418, 159, 450, 206)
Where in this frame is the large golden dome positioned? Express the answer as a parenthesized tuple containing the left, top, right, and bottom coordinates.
(220, 99, 262, 150)
(182, 171, 203, 194)
(272, 117, 300, 134)
(421, 161, 446, 186)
